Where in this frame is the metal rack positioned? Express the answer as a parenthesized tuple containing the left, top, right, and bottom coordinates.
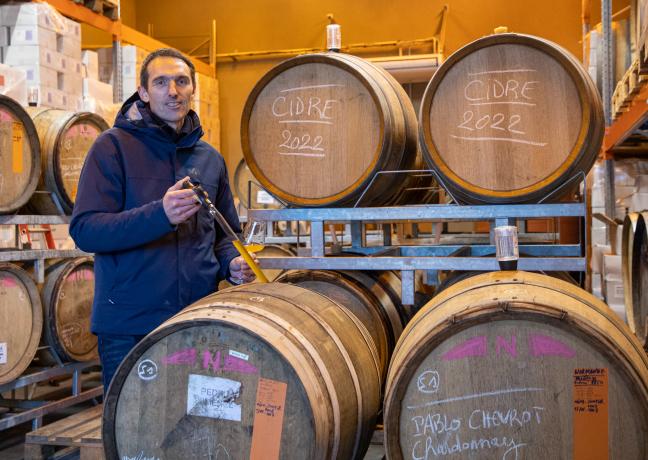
(0, 360, 102, 431)
(249, 199, 587, 306)
(0, 215, 88, 283)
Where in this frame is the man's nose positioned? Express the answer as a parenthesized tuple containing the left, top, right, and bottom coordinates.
(168, 80, 178, 96)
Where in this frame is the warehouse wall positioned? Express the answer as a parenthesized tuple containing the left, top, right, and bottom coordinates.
(129, 1, 587, 175)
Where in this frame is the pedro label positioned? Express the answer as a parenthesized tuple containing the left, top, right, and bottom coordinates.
(0, 343, 7, 364)
(249, 378, 287, 460)
(12, 122, 23, 174)
(573, 368, 608, 460)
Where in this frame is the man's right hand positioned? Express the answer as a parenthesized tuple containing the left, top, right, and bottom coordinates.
(163, 176, 201, 225)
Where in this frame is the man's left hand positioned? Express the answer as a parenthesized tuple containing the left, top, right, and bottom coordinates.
(228, 254, 257, 284)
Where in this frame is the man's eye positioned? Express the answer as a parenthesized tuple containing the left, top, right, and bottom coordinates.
(154, 79, 166, 86)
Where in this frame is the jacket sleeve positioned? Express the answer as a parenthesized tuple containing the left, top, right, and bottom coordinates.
(70, 133, 175, 253)
(213, 158, 242, 280)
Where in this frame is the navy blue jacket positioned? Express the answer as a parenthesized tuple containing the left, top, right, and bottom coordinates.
(70, 94, 240, 335)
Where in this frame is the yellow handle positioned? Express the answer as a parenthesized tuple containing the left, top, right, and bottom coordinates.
(233, 240, 269, 283)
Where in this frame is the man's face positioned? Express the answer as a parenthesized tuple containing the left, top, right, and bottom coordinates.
(138, 56, 194, 130)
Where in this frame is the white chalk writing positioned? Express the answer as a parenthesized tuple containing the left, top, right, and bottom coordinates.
(121, 452, 160, 460)
(407, 387, 545, 410)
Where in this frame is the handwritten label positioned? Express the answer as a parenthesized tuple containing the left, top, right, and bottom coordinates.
(409, 404, 544, 459)
(0, 343, 7, 364)
(186, 374, 242, 421)
(453, 69, 546, 147)
(137, 359, 158, 381)
(121, 452, 160, 460)
(12, 122, 23, 173)
(250, 378, 287, 460)
(573, 368, 608, 460)
(271, 85, 343, 159)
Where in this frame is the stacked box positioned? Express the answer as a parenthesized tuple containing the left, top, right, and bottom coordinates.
(0, 62, 27, 104)
(97, 45, 147, 97)
(0, 3, 82, 111)
(81, 77, 118, 123)
(192, 73, 220, 150)
(82, 50, 99, 80)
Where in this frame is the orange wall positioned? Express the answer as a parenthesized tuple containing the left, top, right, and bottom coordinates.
(130, 1, 586, 174)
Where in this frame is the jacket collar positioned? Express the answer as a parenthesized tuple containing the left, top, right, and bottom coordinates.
(115, 92, 204, 149)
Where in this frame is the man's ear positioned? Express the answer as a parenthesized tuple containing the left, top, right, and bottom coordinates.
(137, 85, 149, 102)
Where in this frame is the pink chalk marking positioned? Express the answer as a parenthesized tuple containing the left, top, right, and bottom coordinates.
(202, 349, 221, 372)
(67, 269, 94, 282)
(223, 354, 258, 374)
(78, 123, 100, 139)
(442, 336, 487, 361)
(496, 335, 517, 358)
(529, 334, 576, 358)
(0, 109, 14, 123)
(163, 348, 197, 365)
(0, 277, 18, 288)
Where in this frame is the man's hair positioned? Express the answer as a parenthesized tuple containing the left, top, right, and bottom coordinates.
(140, 48, 196, 89)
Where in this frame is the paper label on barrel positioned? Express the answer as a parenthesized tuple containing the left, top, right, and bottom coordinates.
(256, 190, 277, 205)
(573, 368, 608, 460)
(249, 378, 287, 460)
(0, 343, 7, 364)
(12, 122, 23, 174)
(186, 374, 242, 421)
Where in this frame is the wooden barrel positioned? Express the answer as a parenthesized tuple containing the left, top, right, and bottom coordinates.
(241, 52, 420, 207)
(26, 108, 109, 214)
(233, 158, 283, 209)
(0, 95, 41, 213)
(103, 282, 381, 460)
(253, 244, 295, 282)
(623, 211, 648, 348)
(0, 263, 42, 384)
(383, 271, 648, 459)
(419, 33, 605, 204)
(277, 269, 404, 379)
(41, 257, 97, 362)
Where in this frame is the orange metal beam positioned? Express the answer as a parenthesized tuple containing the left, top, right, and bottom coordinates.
(121, 25, 215, 78)
(602, 82, 648, 158)
(38, 0, 121, 37)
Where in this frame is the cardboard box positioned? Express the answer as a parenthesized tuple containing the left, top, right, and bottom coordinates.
(7, 24, 56, 48)
(194, 73, 218, 103)
(58, 72, 82, 94)
(2, 44, 56, 69)
(121, 45, 147, 64)
(15, 64, 58, 89)
(0, 3, 66, 32)
(122, 76, 138, 96)
(630, 192, 648, 211)
(0, 63, 27, 105)
(57, 34, 81, 59)
(82, 50, 99, 80)
(83, 78, 113, 103)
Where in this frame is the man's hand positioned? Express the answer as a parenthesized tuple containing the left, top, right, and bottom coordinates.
(229, 253, 257, 284)
(163, 176, 201, 225)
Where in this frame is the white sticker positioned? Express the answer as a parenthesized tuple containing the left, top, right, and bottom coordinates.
(0, 343, 6, 364)
(229, 349, 249, 361)
(256, 190, 277, 205)
(187, 374, 242, 421)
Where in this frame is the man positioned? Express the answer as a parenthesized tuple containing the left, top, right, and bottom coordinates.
(70, 48, 255, 390)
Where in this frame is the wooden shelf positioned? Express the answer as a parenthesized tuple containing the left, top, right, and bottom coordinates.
(39, 0, 215, 78)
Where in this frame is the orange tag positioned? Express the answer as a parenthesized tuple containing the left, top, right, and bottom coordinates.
(573, 368, 608, 460)
(249, 378, 287, 460)
(12, 122, 23, 174)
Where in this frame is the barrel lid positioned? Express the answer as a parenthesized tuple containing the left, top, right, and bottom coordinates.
(241, 53, 390, 206)
(420, 33, 603, 203)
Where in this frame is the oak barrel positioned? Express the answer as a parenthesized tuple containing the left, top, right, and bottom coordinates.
(26, 108, 109, 214)
(233, 158, 283, 209)
(419, 33, 605, 204)
(241, 52, 421, 207)
(0, 95, 41, 213)
(41, 257, 97, 362)
(103, 282, 381, 460)
(0, 263, 43, 384)
(383, 271, 648, 459)
(252, 244, 295, 282)
(277, 269, 404, 379)
(623, 211, 648, 348)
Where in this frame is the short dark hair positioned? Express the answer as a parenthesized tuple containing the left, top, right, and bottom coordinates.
(140, 48, 196, 89)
